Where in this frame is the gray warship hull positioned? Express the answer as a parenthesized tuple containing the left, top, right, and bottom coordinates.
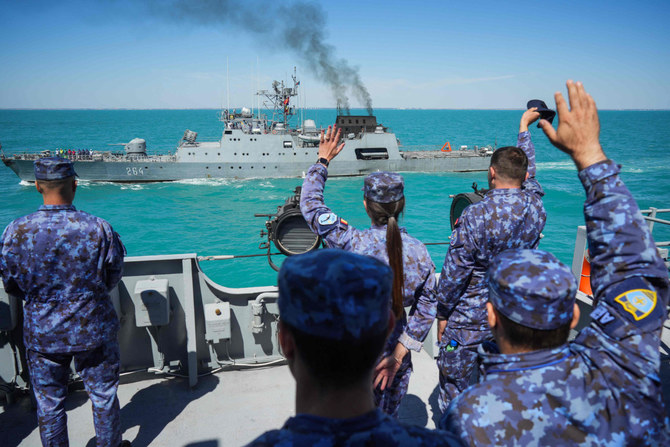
(2, 132, 492, 182)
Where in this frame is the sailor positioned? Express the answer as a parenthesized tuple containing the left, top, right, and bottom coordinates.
(435, 107, 547, 411)
(300, 126, 437, 417)
(0, 157, 129, 447)
(246, 249, 461, 446)
(441, 81, 670, 445)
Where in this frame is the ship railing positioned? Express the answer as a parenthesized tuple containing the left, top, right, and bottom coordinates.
(101, 154, 177, 162)
(571, 207, 670, 356)
(572, 208, 670, 268)
(641, 208, 670, 246)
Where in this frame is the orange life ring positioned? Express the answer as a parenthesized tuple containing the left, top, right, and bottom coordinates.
(579, 252, 593, 296)
(441, 141, 452, 152)
(272, 130, 278, 135)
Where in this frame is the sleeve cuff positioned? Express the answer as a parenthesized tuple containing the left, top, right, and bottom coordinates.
(578, 159, 619, 189)
(437, 303, 451, 319)
(398, 332, 423, 352)
(309, 163, 328, 177)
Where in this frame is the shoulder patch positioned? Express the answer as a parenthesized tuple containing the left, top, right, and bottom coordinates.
(614, 288, 657, 321)
(317, 213, 338, 226)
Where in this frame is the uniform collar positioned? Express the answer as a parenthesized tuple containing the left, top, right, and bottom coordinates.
(283, 408, 384, 434)
(370, 224, 407, 233)
(38, 204, 77, 211)
(486, 187, 521, 196)
(479, 342, 571, 374)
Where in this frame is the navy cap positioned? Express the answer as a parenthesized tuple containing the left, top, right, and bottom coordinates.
(34, 157, 78, 180)
(488, 249, 577, 330)
(527, 99, 556, 125)
(278, 249, 392, 340)
(362, 171, 404, 204)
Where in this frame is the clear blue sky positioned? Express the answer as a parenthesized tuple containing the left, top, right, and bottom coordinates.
(1, 0, 668, 109)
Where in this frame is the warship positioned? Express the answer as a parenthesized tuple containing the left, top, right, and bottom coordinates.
(1, 73, 494, 183)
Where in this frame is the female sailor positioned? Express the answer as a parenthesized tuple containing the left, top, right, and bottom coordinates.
(300, 125, 437, 417)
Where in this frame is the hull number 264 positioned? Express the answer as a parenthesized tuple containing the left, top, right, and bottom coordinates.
(126, 167, 145, 176)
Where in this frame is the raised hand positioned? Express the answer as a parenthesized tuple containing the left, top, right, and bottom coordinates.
(519, 107, 541, 133)
(539, 81, 607, 170)
(317, 125, 345, 163)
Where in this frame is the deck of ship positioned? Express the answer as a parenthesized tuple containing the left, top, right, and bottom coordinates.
(2, 332, 670, 446)
(400, 149, 490, 159)
(0, 349, 444, 446)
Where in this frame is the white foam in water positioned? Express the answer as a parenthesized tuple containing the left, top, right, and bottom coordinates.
(537, 161, 577, 170)
(119, 184, 145, 191)
(19, 180, 32, 186)
(175, 178, 233, 186)
(76, 180, 146, 190)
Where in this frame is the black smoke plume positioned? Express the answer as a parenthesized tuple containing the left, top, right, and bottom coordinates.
(145, 0, 373, 115)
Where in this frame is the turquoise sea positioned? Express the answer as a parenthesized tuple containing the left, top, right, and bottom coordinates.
(1, 109, 669, 287)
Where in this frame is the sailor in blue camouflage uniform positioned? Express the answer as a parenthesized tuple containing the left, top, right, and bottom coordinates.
(246, 249, 461, 447)
(0, 158, 128, 447)
(441, 81, 670, 446)
(435, 108, 548, 412)
(299, 125, 438, 417)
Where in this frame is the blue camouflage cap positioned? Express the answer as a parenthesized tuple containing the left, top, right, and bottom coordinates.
(362, 171, 404, 203)
(488, 249, 577, 330)
(34, 157, 78, 180)
(278, 249, 392, 340)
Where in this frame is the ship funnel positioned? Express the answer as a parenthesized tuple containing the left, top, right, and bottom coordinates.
(125, 138, 147, 155)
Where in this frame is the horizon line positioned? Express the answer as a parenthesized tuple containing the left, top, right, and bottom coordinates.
(1, 107, 668, 112)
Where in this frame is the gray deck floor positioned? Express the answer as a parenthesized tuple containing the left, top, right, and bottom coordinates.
(3, 345, 669, 446)
(0, 349, 443, 447)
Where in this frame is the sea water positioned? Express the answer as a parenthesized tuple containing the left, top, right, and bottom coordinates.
(1, 109, 669, 287)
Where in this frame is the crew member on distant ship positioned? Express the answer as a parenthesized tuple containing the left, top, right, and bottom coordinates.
(435, 108, 547, 412)
(441, 80, 670, 446)
(300, 125, 437, 417)
(0, 157, 130, 447)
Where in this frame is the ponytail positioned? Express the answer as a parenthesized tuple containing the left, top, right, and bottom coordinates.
(366, 198, 405, 319)
(386, 215, 404, 319)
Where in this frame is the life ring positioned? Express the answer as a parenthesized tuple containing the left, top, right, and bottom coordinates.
(441, 141, 452, 152)
(272, 130, 278, 135)
(579, 251, 593, 296)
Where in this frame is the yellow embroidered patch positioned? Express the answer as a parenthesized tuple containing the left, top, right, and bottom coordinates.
(614, 288, 657, 321)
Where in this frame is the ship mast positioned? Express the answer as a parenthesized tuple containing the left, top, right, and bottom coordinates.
(256, 67, 299, 133)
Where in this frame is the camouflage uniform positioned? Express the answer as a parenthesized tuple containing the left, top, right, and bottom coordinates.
(300, 165, 437, 417)
(247, 407, 461, 447)
(247, 249, 460, 447)
(436, 131, 546, 411)
(0, 158, 126, 447)
(442, 159, 670, 446)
